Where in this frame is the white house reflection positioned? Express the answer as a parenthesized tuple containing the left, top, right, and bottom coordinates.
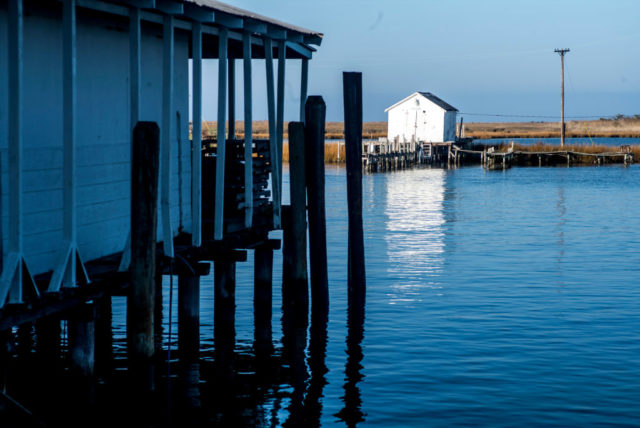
(384, 168, 447, 304)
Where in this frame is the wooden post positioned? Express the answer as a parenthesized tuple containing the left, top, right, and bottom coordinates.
(264, 38, 281, 228)
(304, 97, 329, 322)
(254, 243, 274, 359)
(300, 58, 308, 122)
(214, 27, 228, 240)
(343, 72, 366, 306)
(68, 302, 96, 404)
(161, 15, 174, 256)
(94, 295, 113, 378)
(128, 121, 160, 392)
(228, 59, 236, 140)
(242, 32, 253, 228)
(191, 22, 202, 247)
(214, 258, 236, 380)
(178, 274, 200, 362)
(37, 316, 61, 377)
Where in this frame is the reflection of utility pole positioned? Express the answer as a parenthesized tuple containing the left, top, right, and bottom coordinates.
(554, 48, 570, 147)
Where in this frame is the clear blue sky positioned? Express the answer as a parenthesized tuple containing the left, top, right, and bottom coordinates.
(200, 0, 640, 122)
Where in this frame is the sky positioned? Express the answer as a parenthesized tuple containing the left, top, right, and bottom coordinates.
(199, 0, 640, 122)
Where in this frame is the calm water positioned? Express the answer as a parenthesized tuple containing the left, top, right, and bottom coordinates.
(111, 161, 640, 426)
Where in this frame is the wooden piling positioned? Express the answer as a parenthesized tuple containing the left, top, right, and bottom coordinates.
(342, 72, 366, 303)
(304, 96, 329, 322)
(178, 274, 200, 362)
(254, 242, 275, 358)
(94, 295, 112, 378)
(127, 121, 160, 392)
(214, 257, 236, 380)
(36, 316, 61, 376)
(68, 302, 96, 404)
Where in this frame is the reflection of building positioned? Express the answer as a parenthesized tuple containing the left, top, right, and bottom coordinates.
(385, 92, 458, 143)
(385, 169, 446, 304)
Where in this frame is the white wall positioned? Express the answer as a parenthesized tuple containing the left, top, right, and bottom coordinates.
(0, 6, 191, 275)
(386, 93, 449, 142)
(443, 111, 457, 141)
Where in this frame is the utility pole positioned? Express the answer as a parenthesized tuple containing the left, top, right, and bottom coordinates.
(554, 48, 570, 147)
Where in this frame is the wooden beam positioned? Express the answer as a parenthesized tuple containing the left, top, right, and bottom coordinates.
(286, 42, 314, 60)
(286, 32, 303, 43)
(299, 58, 308, 122)
(242, 32, 253, 228)
(182, 2, 214, 22)
(267, 26, 286, 40)
(119, 0, 154, 8)
(243, 19, 267, 34)
(191, 22, 203, 247)
(161, 14, 174, 256)
(264, 38, 280, 229)
(215, 11, 243, 29)
(154, 0, 182, 15)
(303, 34, 322, 46)
(214, 27, 228, 240)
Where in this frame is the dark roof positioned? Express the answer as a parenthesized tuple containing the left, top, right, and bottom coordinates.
(418, 92, 458, 112)
(186, 0, 323, 40)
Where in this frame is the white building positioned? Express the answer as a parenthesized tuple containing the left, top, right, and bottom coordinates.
(385, 92, 458, 143)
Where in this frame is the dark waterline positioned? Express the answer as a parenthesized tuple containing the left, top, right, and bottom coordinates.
(105, 162, 640, 425)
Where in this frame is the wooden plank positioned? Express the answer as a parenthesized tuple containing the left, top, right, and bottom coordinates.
(264, 38, 280, 228)
(161, 15, 174, 256)
(242, 32, 253, 228)
(191, 22, 202, 247)
(214, 27, 228, 240)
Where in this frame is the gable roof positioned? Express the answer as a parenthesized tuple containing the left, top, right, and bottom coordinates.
(385, 92, 458, 112)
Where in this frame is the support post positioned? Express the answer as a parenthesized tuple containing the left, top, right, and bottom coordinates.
(282, 124, 309, 320)
(228, 59, 235, 140)
(299, 58, 308, 122)
(214, 27, 228, 240)
(242, 32, 253, 228)
(49, 0, 90, 292)
(304, 97, 329, 323)
(0, 0, 38, 306)
(555, 48, 570, 148)
(94, 295, 113, 378)
(178, 274, 200, 362)
(254, 243, 273, 358)
(68, 302, 96, 404)
(128, 122, 160, 392)
(343, 72, 366, 306)
(276, 40, 286, 212)
(191, 22, 202, 247)
(214, 257, 236, 380)
(161, 15, 174, 257)
(264, 38, 281, 228)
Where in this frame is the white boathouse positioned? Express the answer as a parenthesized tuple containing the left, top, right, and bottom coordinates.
(385, 92, 458, 143)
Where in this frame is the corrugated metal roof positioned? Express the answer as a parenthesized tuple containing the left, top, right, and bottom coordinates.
(417, 92, 458, 112)
(385, 92, 458, 112)
(185, 0, 323, 39)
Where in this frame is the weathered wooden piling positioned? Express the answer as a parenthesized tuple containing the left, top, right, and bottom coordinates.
(282, 122, 309, 320)
(178, 273, 200, 362)
(254, 241, 276, 359)
(343, 72, 366, 302)
(127, 121, 160, 392)
(36, 316, 61, 375)
(304, 96, 329, 322)
(68, 302, 96, 404)
(94, 295, 112, 378)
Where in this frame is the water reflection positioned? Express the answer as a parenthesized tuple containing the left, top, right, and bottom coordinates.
(384, 168, 447, 304)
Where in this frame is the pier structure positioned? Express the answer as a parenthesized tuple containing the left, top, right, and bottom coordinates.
(0, 0, 325, 421)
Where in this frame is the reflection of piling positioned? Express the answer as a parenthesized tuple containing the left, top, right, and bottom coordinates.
(304, 313, 328, 427)
(127, 121, 160, 393)
(178, 273, 200, 363)
(214, 257, 236, 381)
(305, 97, 329, 324)
(94, 296, 112, 378)
(342, 72, 366, 303)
